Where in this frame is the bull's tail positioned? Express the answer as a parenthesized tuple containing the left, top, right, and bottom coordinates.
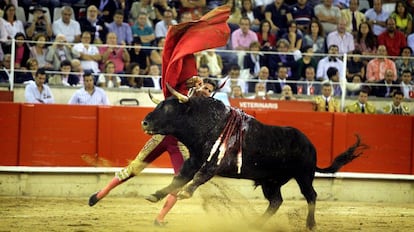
(316, 135, 368, 173)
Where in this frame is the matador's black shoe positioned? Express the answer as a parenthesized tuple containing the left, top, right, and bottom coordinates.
(145, 194, 161, 203)
(88, 192, 100, 206)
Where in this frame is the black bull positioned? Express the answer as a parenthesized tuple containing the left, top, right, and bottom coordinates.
(141, 96, 367, 229)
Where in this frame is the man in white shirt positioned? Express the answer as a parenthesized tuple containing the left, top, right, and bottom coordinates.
(316, 44, 345, 81)
(327, 17, 355, 54)
(69, 71, 110, 105)
(25, 68, 54, 104)
(52, 6, 81, 43)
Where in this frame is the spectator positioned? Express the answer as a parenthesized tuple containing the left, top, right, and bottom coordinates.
(377, 17, 407, 57)
(240, 0, 262, 31)
(70, 59, 84, 85)
(150, 37, 165, 65)
(68, 70, 110, 105)
(295, 46, 318, 80)
(314, 0, 341, 34)
(340, 0, 366, 36)
(129, 0, 157, 26)
(327, 66, 342, 96)
(199, 49, 223, 78)
(279, 84, 297, 100)
(29, 33, 53, 70)
(2, 4, 25, 54)
(248, 82, 269, 99)
(290, 0, 315, 33)
(346, 50, 366, 82)
(230, 84, 245, 98)
(179, 11, 193, 23)
(274, 65, 295, 93)
(0, 54, 11, 83)
(145, 64, 162, 89)
(302, 19, 326, 55)
(382, 90, 410, 115)
(48, 60, 79, 86)
(125, 62, 143, 88)
(227, 0, 242, 26)
(344, 88, 376, 114)
(218, 64, 247, 93)
(267, 38, 296, 78)
(248, 66, 277, 93)
(395, 47, 414, 80)
(99, 32, 130, 74)
(107, 9, 133, 45)
(316, 44, 344, 81)
(131, 12, 156, 47)
(365, 0, 390, 36)
(373, 68, 399, 98)
(25, 5, 53, 40)
(366, 45, 397, 82)
(354, 22, 378, 58)
(154, 9, 177, 39)
(231, 17, 258, 50)
(197, 65, 211, 78)
(79, 5, 108, 44)
(313, 82, 340, 112)
(15, 58, 38, 84)
(72, 31, 102, 74)
(128, 37, 150, 75)
(243, 41, 265, 77)
(13, 32, 30, 70)
(347, 74, 363, 96)
(389, 0, 413, 35)
(97, 60, 121, 88)
(281, 21, 303, 52)
(407, 32, 414, 52)
(52, 6, 81, 43)
(297, 66, 321, 95)
(153, 0, 178, 24)
(256, 20, 277, 50)
(264, 0, 292, 36)
(179, 0, 206, 20)
(400, 69, 414, 99)
(327, 17, 355, 54)
(24, 67, 54, 104)
(87, 0, 117, 23)
(45, 34, 79, 71)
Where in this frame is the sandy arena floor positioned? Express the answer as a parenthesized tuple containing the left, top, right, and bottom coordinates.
(1, 193, 413, 232)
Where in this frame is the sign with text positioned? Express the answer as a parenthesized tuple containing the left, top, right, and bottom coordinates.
(229, 99, 314, 112)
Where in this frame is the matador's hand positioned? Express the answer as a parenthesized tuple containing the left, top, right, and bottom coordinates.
(186, 76, 203, 89)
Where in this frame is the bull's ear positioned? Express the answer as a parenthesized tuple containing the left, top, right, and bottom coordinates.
(166, 83, 189, 103)
(148, 89, 161, 105)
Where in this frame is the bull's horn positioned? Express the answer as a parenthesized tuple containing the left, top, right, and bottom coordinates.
(166, 83, 189, 103)
(148, 89, 161, 105)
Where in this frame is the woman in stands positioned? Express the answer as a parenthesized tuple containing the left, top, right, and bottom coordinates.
(390, 0, 413, 35)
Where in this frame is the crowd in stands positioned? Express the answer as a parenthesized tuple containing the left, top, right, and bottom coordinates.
(0, 0, 412, 114)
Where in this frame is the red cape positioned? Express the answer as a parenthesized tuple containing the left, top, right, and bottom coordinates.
(161, 5, 231, 97)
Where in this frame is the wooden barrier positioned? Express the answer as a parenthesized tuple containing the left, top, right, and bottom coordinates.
(0, 102, 413, 175)
(0, 90, 13, 102)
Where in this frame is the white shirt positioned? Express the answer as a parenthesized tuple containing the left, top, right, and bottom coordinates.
(52, 18, 81, 42)
(364, 9, 389, 36)
(218, 76, 247, 94)
(316, 57, 345, 81)
(25, 81, 54, 104)
(68, 86, 110, 105)
(327, 31, 355, 54)
(72, 43, 100, 73)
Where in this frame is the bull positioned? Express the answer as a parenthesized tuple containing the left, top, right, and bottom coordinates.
(141, 88, 367, 230)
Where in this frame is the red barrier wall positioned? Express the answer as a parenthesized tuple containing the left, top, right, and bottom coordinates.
(0, 102, 413, 175)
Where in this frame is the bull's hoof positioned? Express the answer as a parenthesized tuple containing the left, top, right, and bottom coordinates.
(145, 194, 161, 203)
(177, 190, 192, 200)
(88, 192, 100, 206)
